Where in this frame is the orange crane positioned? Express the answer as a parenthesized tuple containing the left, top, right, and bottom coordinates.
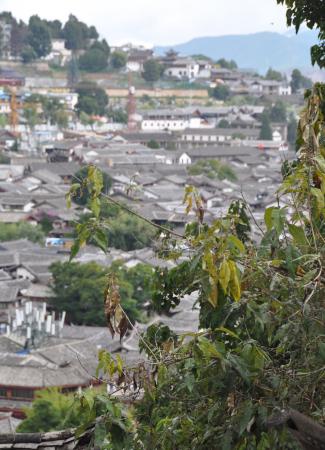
(0, 77, 24, 133)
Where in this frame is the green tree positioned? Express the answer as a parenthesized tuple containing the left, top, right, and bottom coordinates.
(54, 109, 69, 129)
(45, 19, 62, 39)
(62, 15, 87, 50)
(142, 59, 162, 83)
(50, 261, 152, 325)
(218, 118, 230, 128)
(10, 20, 28, 58)
(210, 84, 231, 101)
(21, 45, 37, 63)
(79, 111, 95, 128)
(103, 211, 155, 251)
(17, 388, 92, 432)
(78, 48, 108, 72)
(28, 15, 52, 58)
(0, 222, 44, 243)
(269, 100, 287, 123)
(265, 67, 284, 81)
(259, 112, 273, 139)
(147, 139, 160, 149)
(107, 108, 128, 123)
(290, 68, 313, 93)
(111, 51, 127, 69)
(215, 58, 238, 69)
(91, 39, 110, 57)
(25, 95, 69, 128)
(23, 106, 40, 130)
(18, 399, 62, 433)
(188, 159, 237, 182)
(67, 55, 80, 88)
(76, 82, 108, 116)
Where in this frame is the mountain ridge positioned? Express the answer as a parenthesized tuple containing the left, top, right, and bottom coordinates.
(154, 30, 320, 74)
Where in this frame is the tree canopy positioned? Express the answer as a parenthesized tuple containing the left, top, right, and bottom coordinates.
(290, 68, 313, 93)
(62, 14, 98, 50)
(142, 59, 163, 83)
(259, 112, 273, 139)
(28, 15, 52, 58)
(50, 261, 153, 325)
(110, 51, 127, 69)
(269, 100, 287, 123)
(78, 48, 108, 72)
(215, 58, 238, 70)
(265, 67, 284, 82)
(17, 388, 92, 433)
(188, 159, 237, 182)
(0, 222, 44, 243)
(76, 82, 109, 116)
(210, 84, 231, 101)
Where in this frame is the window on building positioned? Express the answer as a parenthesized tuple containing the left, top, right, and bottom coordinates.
(11, 389, 34, 399)
(0, 388, 7, 398)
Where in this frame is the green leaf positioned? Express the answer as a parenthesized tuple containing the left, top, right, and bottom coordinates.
(65, 193, 72, 209)
(215, 326, 240, 340)
(90, 198, 101, 218)
(219, 260, 231, 293)
(285, 244, 300, 277)
(93, 229, 108, 252)
(226, 235, 246, 254)
(311, 187, 325, 212)
(228, 260, 241, 301)
(116, 354, 123, 376)
(198, 337, 223, 359)
(264, 207, 275, 231)
(69, 240, 81, 261)
(272, 208, 286, 234)
(288, 224, 308, 247)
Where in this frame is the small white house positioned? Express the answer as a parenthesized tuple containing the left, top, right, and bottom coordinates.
(178, 152, 192, 165)
(165, 58, 200, 80)
(45, 39, 72, 66)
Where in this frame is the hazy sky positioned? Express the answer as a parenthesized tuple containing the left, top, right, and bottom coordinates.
(0, 0, 289, 46)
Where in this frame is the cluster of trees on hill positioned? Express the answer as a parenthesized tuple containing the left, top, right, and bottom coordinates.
(0, 12, 109, 66)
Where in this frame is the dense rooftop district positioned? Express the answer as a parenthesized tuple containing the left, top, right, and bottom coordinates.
(0, 11, 307, 434)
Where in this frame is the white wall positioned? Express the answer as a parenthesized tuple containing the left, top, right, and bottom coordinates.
(142, 119, 189, 131)
(178, 153, 191, 165)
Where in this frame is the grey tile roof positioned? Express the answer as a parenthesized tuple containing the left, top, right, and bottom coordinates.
(0, 285, 19, 303)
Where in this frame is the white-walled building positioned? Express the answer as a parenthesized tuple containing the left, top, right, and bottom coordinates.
(249, 80, 292, 96)
(141, 109, 213, 131)
(45, 39, 72, 66)
(164, 58, 200, 80)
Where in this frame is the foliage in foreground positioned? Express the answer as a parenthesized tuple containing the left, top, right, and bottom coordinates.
(62, 82, 325, 449)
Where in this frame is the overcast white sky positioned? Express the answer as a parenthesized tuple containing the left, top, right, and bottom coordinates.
(0, 0, 289, 46)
